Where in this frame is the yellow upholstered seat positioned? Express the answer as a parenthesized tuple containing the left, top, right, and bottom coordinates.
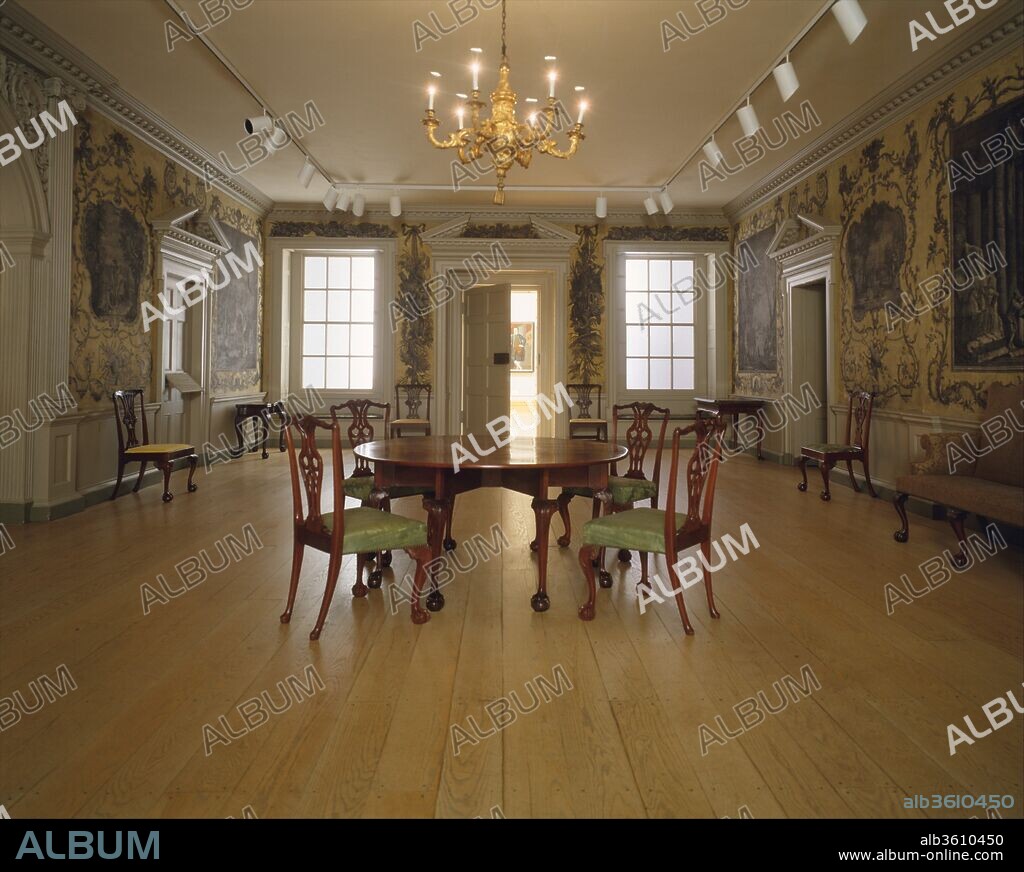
(392, 418, 429, 426)
(125, 443, 193, 454)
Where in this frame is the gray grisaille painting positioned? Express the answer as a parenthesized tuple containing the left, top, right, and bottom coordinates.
(847, 201, 906, 320)
(737, 225, 778, 373)
(83, 201, 146, 322)
(213, 224, 260, 372)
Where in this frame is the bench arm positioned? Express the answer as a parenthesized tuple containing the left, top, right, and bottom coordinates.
(911, 431, 979, 476)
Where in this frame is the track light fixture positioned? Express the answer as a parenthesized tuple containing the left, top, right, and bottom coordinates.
(703, 136, 725, 167)
(352, 192, 366, 217)
(390, 192, 402, 217)
(337, 189, 351, 212)
(244, 114, 273, 135)
(659, 190, 674, 215)
(265, 123, 289, 152)
(297, 157, 316, 188)
(737, 97, 760, 138)
(322, 185, 340, 211)
(772, 56, 800, 102)
(831, 0, 867, 45)
(595, 195, 607, 219)
(643, 194, 659, 216)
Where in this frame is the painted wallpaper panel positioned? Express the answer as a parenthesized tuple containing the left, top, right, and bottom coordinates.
(733, 52, 1023, 417)
(71, 110, 263, 407)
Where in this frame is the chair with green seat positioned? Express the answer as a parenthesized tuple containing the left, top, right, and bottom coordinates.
(330, 399, 438, 587)
(576, 415, 727, 633)
(556, 402, 670, 587)
(280, 415, 435, 638)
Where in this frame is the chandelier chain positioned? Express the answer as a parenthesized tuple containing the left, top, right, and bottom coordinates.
(501, 0, 507, 61)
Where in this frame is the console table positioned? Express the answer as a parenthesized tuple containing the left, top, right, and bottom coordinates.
(694, 396, 768, 460)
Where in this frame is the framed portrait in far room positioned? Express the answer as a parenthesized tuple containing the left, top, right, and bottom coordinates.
(511, 322, 535, 372)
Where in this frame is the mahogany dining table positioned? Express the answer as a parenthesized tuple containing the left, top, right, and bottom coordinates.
(354, 436, 628, 617)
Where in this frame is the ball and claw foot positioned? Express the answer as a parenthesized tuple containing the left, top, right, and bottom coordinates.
(820, 491, 831, 502)
(411, 607, 430, 625)
(279, 611, 292, 624)
(351, 580, 368, 598)
(187, 483, 198, 493)
(557, 534, 571, 548)
(529, 539, 539, 552)
(380, 551, 393, 568)
(443, 538, 457, 552)
(617, 549, 631, 563)
(598, 570, 613, 589)
(952, 550, 968, 568)
(894, 530, 908, 543)
(368, 570, 383, 589)
(426, 590, 445, 611)
(309, 628, 322, 641)
(797, 481, 807, 492)
(578, 603, 595, 621)
(530, 592, 550, 612)
(162, 492, 173, 503)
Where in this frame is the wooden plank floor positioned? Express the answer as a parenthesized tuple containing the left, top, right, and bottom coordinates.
(1, 448, 1021, 819)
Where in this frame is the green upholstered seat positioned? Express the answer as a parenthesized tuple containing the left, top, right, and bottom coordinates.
(321, 508, 428, 554)
(343, 476, 374, 500)
(344, 476, 431, 501)
(802, 443, 858, 454)
(581, 507, 687, 554)
(563, 475, 657, 505)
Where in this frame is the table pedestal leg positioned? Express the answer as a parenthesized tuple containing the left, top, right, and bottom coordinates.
(422, 497, 448, 612)
(529, 497, 558, 612)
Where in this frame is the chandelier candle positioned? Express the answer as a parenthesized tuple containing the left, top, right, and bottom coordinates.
(422, 0, 586, 205)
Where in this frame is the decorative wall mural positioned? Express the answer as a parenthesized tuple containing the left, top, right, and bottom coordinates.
(212, 224, 260, 377)
(71, 111, 263, 406)
(461, 223, 538, 238)
(606, 226, 729, 242)
(838, 131, 921, 404)
(926, 63, 1024, 408)
(269, 221, 395, 238)
(736, 225, 778, 373)
(847, 201, 907, 320)
(82, 201, 146, 321)
(398, 224, 432, 382)
(567, 224, 603, 384)
(948, 96, 1024, 370)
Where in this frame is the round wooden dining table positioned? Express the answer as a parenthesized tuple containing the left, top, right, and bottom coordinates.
(354, 436, 628, 616)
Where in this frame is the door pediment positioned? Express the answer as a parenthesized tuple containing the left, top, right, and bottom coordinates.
(422, 216, 578, 253)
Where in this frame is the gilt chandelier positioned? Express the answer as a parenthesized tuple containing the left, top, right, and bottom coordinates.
(422, 0, 587, 205)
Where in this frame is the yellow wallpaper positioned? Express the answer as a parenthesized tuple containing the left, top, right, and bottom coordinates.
(733, 53, 1023, 417)
(71, 110, 264, 408)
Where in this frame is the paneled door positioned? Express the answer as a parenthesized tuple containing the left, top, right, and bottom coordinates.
(463, 283, 511, 435)
(790, 282, 827, 448)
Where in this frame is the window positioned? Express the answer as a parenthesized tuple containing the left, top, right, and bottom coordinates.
(624, 257, 695, 390)
(300, 253, 376, 390)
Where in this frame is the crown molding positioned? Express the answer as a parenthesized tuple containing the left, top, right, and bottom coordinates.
(0, 1, 273, 216)
(724, 6, 1024, 223)
(268, 201, 729, 226)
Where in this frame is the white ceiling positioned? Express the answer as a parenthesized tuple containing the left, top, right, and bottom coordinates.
(14, 0, 1014, 212)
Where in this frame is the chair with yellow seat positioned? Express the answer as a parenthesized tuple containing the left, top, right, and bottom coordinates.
(556, 401, 669, 587)
(110, 389, 198, 503)
(390, 382, 432, 437)
(576, 415, 727, 632)
(281, 415, 434, 638)
(567, 383, 607, 441)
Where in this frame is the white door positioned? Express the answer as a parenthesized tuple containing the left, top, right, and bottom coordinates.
(790, 283, 827, 448)
(155, 265, 208, 448)
(463, 283, 511, 435)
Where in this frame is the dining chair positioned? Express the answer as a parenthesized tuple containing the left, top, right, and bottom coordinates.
(110, 389, 198, 503)
(797, 391, 878, 501)
(331, 399, 440, 585)
(566, 383, 607, 441)
(577, 415, 727, 632)
(557, 402, 670, 586)
(281, 415, 434, 636)
(390, 383, 432, 437)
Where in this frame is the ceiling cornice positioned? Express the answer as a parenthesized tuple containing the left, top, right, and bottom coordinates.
(0, 1, 273, 216)
(268, 202, 729, 226)
(723, 6, 1024, 223)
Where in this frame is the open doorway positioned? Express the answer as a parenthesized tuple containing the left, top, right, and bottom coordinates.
(789, 279, 827, 450)
(510, 287, 539, 427)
